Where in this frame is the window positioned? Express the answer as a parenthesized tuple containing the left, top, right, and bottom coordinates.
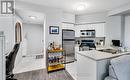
(15, 22, 22, 43)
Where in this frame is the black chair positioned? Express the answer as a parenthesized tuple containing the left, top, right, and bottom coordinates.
(6, 43, 20, 80)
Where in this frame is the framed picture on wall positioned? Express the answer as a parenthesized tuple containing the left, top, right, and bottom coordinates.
(49, 26, 59, 34)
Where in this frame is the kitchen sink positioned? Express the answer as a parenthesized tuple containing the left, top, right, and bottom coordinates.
(98, 49, 118, 54)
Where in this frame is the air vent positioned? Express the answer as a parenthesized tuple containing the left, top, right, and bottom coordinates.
(36, 55, 44, 59)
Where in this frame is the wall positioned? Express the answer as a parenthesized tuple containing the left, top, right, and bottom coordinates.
(75, 12, 123, 46)
(62, 12, 75, 23)
(16, 0, 63, 47)
(75, 12, 108, 24)
(108, 3, 130, 16)
(105, 16, 122, 46)
(0, 16, 15, 54)
(16, 1, 63, 68)
(0, 15, 23, 55)
(22, 23, 43, 55)
(0, 34, 5, 80)
(124, 15, 130, 50)
(0, 14, 16, 80)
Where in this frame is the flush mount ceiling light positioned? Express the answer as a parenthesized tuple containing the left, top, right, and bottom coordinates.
(75, 3, 87, 11)
(29, 16, 37, 19)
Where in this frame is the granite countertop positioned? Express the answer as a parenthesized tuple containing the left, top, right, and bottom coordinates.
(76, 50, 130, 61)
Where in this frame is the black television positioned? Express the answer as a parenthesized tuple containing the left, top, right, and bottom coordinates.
(112, 40, 120, 47)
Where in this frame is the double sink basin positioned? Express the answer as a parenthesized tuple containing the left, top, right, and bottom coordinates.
(98, 49, 118, 54)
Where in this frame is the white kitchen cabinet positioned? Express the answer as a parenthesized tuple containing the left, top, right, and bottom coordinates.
(87, 24, 95, 30)
(75, 23, 106, 37)
(79, 24, 95, 30)
(75, 24, 95, 37)
(62, 23, 74, 30)
(66, 62, 77, 80)
(77, 53, 109, 80)
(75, 25, 81, 37)
(95, 23, 106, 37)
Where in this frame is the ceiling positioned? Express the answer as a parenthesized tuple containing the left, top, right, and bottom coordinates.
(16, 9, 44, 24)
(16, 0, 130, 15)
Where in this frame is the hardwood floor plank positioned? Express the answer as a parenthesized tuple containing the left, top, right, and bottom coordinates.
(14, 69, 74, 80)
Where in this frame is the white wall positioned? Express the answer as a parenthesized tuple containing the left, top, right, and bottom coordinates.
(0, 14, 16, 80)
(16, 1, 63, 68)
(22, 23, 43, 55)
(76, 12, 108, 24)
(75, 12, 123, 46)
(124, 15, 130, 50)
(0, 16, 15, 54)
(0, 15, 23, 54)
(19, 2, 62, 47)
(62, 12, 75, 23)
(16, 1, 63, 48)
(105, 16, 122, 46)
(108, 3, 130, 16)
(0, 35, 5, 80)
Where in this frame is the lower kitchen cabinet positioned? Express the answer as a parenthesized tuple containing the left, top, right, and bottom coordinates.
(66, 61, 77, 80)
(77, 53, 109, 80)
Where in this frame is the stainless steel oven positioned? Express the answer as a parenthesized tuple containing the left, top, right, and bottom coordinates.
(79, 40, 96, 51)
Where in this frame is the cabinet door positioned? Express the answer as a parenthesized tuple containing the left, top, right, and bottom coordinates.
(95, 23, 105, 37)
(88, 24, 95, 30)
(62, 23, 74, 30)
(75, 24, 97, 37)
(77, 54, 96, 80)
(75, 25, 81, 37)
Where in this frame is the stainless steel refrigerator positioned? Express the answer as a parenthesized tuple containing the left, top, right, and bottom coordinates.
(62, 29, 75, 63)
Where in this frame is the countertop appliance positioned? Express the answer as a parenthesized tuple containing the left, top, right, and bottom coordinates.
(112, 40, 120, 47)
(62, 29, 75, 63)
(80, 30, 95, 37)
(79, 40, 96, 51)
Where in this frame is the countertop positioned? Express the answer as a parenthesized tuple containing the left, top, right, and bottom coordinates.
(76, 50, 130, 61)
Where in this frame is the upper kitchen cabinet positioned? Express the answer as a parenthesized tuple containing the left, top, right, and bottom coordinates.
(62, 23, 75, 30)
(62, 13, 75, 30)
(75, 23, 106, 37)
(62, 13, 75, 23)
(94, 23, 106, 37)
(75, 25, 82, 37)
(75, 24, 95, 37)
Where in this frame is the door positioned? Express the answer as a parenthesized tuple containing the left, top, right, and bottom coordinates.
(62, 29, 75, 63)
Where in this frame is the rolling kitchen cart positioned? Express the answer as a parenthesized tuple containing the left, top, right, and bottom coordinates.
(46, 49, 65, 73)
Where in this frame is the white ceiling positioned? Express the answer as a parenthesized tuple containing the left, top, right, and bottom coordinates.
(16, 9, 44, 24)
(17, 0, 130, 15)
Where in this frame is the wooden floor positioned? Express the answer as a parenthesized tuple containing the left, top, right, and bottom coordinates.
(14, 69, 74, 80)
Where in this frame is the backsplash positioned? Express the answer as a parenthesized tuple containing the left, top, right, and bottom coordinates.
(75, 37, 105, 46)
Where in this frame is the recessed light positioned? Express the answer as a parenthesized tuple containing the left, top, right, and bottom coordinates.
(29, 16, 36, 19)
(75, 3, 87, 11)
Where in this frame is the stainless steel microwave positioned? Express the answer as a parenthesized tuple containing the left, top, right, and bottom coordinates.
(80, 30, 95, 37)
